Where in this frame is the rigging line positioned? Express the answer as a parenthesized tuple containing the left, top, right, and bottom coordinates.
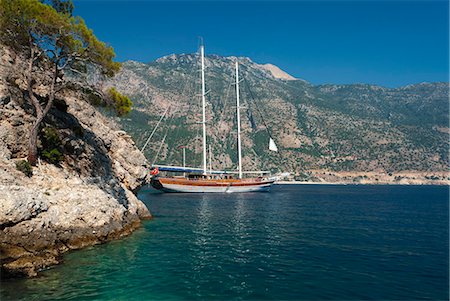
(153, 100, 180, 165)
(181, 52, 200, 104)
(187, 48, 203, 169)
(181, 51, 201, 166)
(188, 50, 201, 169)
(143, 50, 201, 165)
(229, 128, 238, 171)
(192, 124, 200, 169)
(160, 51, 199, 164)
(164, 106, 181, 164)
(216, 81, 233, 133)
(152, 104, 178, 165)
(214, 80, 234, 170)
(242, 76, 274, 139)
(152, 130, 168, 166)
(165, 101, 188, 163)
(216, 77, 235, 169)
(141, 106, 170, 153)
(253, 76, 309, 109)
(242, 75, 285, 170)
(241, 70, 304, 110)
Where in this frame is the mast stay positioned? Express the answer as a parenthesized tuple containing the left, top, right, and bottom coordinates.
(200, 43, 207, 175)
(235, 61, 243, 179)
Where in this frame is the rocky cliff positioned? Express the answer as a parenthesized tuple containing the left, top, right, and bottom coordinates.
(0, 45, 152, 277)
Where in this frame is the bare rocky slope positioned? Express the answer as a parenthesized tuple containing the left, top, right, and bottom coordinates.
(0, 45, 152, 277)
(107, 53, 449, 184)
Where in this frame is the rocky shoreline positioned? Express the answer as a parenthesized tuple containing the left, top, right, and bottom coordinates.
(0, 44, 152, 278)
(0, 162, 151, 278)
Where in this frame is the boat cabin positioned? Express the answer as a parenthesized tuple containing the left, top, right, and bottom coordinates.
(187, 174, 234, 180)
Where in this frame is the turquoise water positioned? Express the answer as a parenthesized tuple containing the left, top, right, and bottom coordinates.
(1, 185, 449, 300)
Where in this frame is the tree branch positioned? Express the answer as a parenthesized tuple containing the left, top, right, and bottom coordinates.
(27, 37, 43, 117)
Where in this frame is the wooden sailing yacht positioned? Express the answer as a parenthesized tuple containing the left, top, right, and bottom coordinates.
(150, 43, 277, 193)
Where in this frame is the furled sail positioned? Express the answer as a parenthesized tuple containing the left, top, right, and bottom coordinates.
(269, 138, 278, 152)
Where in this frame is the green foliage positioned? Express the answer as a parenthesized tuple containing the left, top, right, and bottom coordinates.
(0, 0, 123, 166)
(79, 86, 103, 106)
(40, 127, 64, 163)
(42, 127, 60, 148)
(108, 87, 132, 116)
(41, 0, 74, 15)
(42, 148, 63, 163)
(297, 145, 321, 157)
(16, 160, 33, 177)
(0, 0, 120, 76)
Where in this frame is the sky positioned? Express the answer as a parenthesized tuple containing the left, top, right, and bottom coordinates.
(73, 0, 449, 87)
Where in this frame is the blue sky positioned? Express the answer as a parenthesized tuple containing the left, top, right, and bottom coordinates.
(73, 1, 449, 87)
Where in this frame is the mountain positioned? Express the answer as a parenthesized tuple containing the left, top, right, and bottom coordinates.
(107, 53, 449, 182)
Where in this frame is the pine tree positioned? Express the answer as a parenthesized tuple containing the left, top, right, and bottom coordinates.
(0, 0, 127, 165)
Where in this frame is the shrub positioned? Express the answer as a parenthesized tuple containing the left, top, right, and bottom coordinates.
(84, 88, 103, 106)
(40, 127, 64, 164)
(108, 87, 132, 116)
(16, 160, 33, 177)
(42, 127, 60, 148)
(42, 148, 64, 164)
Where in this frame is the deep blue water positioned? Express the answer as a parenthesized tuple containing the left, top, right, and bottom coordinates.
(1, 185, 449, 300)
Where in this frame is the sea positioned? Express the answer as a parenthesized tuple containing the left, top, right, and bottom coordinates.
(1, 184, 449, 300)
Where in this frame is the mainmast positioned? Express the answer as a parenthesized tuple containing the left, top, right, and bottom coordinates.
(235, 61, 243, 179)
(200, 44, 207, 175)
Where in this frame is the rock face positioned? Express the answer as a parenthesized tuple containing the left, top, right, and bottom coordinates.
(0, 45, 151, 277)
(258, 63, 297, 81)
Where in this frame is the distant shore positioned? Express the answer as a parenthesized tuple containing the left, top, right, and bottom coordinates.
(277, 170, 449, 186)
(276, 181, 343, 185)
(275, 180, 449, 186)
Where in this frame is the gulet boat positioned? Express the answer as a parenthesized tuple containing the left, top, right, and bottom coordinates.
(150, 42, 278, 193)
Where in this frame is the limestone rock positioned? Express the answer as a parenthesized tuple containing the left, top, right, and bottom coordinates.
(0, 187, 48, 227)
(0, 43, 152, 278)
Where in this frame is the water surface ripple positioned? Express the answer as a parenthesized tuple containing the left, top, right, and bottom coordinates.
(1, 185, 448, 300)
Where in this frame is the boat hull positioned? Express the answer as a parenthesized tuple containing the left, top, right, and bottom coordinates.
(151, 177, 274, 193)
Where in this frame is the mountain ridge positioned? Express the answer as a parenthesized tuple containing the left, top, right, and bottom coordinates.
(124, 53, 447, 89)
(107, 53, 449, 182)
